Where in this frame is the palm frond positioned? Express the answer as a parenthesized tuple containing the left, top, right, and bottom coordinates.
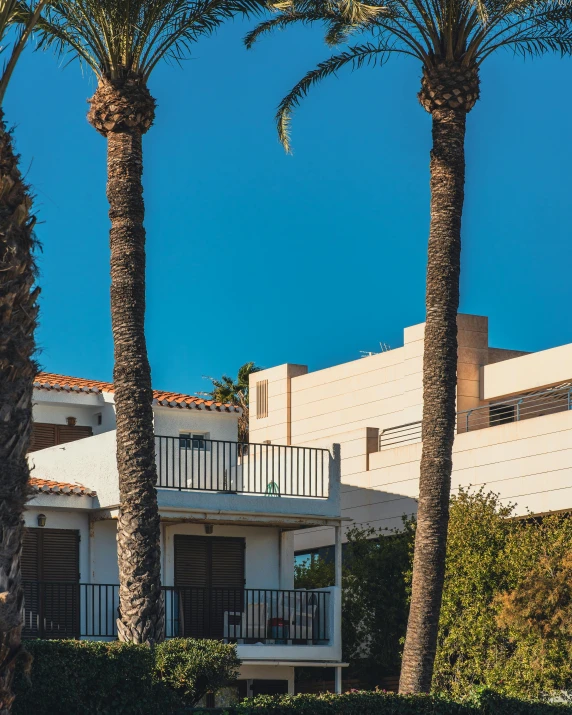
(276, 42, 409, 152)
(0, 0, 50, 103)
(34, 0, 265, 80)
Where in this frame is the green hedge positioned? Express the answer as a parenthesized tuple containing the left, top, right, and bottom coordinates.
(191, 691, 572, 714)
(13, 638, 240, 714)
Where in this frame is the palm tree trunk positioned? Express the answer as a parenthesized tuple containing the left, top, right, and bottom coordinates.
(0, 112, 39, 712)
(106, 128, 164, 644)
(399, 106, 466, 694)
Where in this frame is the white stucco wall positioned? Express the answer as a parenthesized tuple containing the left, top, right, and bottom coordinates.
(153, 406, 238, 442)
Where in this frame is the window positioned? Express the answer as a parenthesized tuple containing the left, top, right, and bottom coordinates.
(179, 432, 208, 450)
(256, 380, 268, 419)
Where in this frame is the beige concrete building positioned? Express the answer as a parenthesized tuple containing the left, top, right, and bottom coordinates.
(249, 314, 572, 557)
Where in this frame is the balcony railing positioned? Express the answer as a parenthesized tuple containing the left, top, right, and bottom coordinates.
(22, 581, 330, 644)
(155, 436, 330, 498)
(378, 384, 572, 449)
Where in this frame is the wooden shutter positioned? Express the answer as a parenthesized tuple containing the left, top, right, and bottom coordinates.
(29, 424, 57, 452)
(21, 528, 79, 639)
(28, 423, 93, 453)
(211, 539, 245, 588)
(174, 536, 245, 639)
(56, 425, 93, 445)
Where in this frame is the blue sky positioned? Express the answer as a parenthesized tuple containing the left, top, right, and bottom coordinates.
(7, 19, 572, 396)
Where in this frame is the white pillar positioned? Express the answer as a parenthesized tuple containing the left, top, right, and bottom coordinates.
(334, 525, 342, 587)
(335, 666, 342, 694)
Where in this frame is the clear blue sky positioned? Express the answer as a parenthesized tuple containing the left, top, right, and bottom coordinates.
(7, 19, 572, 396)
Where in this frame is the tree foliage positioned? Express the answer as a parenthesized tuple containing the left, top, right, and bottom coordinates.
(294, 523, 415, 687)
(246, 0, 572, 151)
(434, 488, 572, 701)
(204, 361, 262, 441)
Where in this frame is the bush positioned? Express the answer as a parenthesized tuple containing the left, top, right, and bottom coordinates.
(435, 489, 572, 700)
(154, 638, 241, 706)
(200, 690, 572, 714)
(13, 638, 240, 714)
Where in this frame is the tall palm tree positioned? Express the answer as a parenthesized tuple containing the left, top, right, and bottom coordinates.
(204, 361, 262, 440)
(0, 2, 50, 709)
(35, 0, 261, 645)
(245, 0, 572, 692)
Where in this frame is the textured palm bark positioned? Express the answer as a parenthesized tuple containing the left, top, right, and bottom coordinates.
(0, 112, 39, 712)
(89, 75, 164, 644)
(399, 107, 467, 694)
(107, 129, 164, 644)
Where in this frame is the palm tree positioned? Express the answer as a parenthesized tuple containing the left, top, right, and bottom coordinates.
(35, 0, 261, 645)
(245, 0, 572, 692)
(204, 361, 262, 440)
(0, 1, 50, 709)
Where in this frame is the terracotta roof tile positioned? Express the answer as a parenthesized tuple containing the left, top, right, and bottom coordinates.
(30, 477, 96, 497)
(34, 372, 240, 413)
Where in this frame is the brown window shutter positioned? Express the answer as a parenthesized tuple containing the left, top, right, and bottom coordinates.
(41, 530, 80, 582)
(173, 536, 245, 640)
(21, 528, 80, 639)
(211, 539, 245, 588)
(22, 530, 40, 580)
(56, 425, 93, 445)
(29, 424, 57, 452)
(28, 423, 93, 453)
(174, 535, 209, 588)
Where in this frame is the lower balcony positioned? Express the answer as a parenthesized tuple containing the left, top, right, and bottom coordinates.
(22, 582, 333, 649)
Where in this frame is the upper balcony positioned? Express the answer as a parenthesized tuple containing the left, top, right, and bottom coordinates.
(377, 383, 571, 450)
(28, 432, 342, 526)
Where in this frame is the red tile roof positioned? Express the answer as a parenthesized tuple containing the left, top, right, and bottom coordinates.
(30, 477, 96, 497)
(34, 372, 240, 413)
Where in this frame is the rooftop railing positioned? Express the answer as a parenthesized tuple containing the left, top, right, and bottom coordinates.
(22, 581, 330, 644)
(155, 436, 330, 498)
(378, 384, 572, 450)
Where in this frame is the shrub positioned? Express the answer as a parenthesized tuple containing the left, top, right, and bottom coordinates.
(435, 489, 572, 700)
(13, 640, 165, 715)
(13, 638, 240, 714)
(225, 690, 572, 714)
(154, 638, 241, 706)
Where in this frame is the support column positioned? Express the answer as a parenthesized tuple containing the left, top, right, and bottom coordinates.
(334, 525, 342, 588)
(335, 666, 342, 694)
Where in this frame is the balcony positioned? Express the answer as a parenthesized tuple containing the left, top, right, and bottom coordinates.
(22, 581, 331, 646)
(155, 436, 330, 499)
(378, 384, 572, 449)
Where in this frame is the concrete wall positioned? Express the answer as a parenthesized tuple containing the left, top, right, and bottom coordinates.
(250, 314, 572, 552)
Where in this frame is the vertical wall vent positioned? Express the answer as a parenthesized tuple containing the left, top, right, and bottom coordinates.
(256, 380, 268, 419)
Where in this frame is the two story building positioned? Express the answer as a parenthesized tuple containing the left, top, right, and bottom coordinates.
(24, 373, 345, 702)
(248, 314, 572, 561)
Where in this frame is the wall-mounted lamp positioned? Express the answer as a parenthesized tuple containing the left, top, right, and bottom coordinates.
(37, 514, 47, 528)
(204, 524, 213, 535)
(66, 416, 77, 427)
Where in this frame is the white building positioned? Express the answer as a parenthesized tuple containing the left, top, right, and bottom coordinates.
(248, 314, 572, 561)
(24, 373, 344, 700)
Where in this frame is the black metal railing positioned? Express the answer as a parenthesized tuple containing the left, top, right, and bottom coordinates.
(377, 384, 572, 449)
(22, 582, 118, 639)
(155, 436, 330, 498)
(457, 384, 572, 433)
(22, 582, 330, 644)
